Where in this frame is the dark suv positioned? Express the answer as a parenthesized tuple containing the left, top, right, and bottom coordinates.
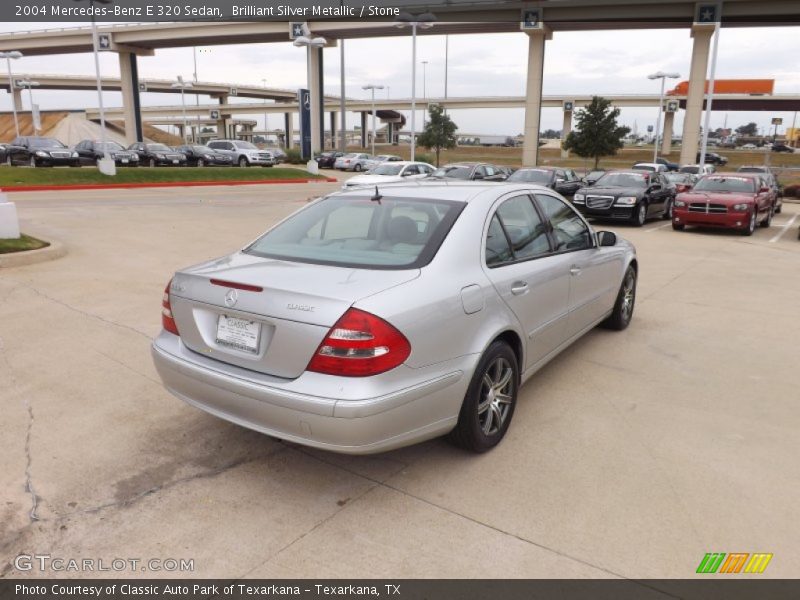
(696, 151, 728, 166)
(505, 166, 583, 198)
(572, 170, 675, 226)
(5, 136, 79, 167)
(430, 163, 508, 182)
(74, 140, 139, 167)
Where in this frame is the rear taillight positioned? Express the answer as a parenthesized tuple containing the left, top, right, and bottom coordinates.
(307, 308, 411, 377)
(162, 280, 180, 336)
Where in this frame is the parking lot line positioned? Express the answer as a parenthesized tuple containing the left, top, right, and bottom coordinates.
(644, 223, 672, 232)
(769, 214, 798, 243)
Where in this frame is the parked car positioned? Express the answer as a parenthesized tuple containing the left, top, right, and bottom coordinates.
(206, 140, 276, 167)
(664, 172, 696, 194)
(263, 146, 286, 162)
(737, 166, 782, 214)
(655, 157, 679, 171)
(74, 140, 139, 167)
(363, 154, 402, 171)
(127, 142, 186, 167)
(582, 169, 607, 185)
(6, 136, 80, 167)
(342, 161, 435, 189)
(174, 145, 233, 167)
(572, 170, 675, 225)
(430, 163, 508, 182)
(505, 166, 582, 198)
(680, 164, 715, 176)
(334, 152, 372, 171)
(672, 172, 775, 235)
(151, 181, 638, 454)
(696, 151, 728, 166)
(740, 143, 758, 150)
(0, 143, 9, 163)
(632, 162, 668, 173)
(771, 143, 795, 153)
(315, 151, 344, 169)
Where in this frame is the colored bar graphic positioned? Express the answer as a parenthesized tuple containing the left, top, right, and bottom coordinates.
(744, 553, 773, 574)
(719, 553, 749, 573)
(697, 553, 726, 574)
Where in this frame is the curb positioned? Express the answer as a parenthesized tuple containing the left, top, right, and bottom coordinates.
(0, 235, 67, 269)
(0, 178, 338, 193)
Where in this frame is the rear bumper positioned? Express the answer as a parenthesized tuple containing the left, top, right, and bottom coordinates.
(151, 332, 469, 454)
(673, 208, 748, 229)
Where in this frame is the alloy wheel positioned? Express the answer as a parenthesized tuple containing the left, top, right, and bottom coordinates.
(621, 269, 636, 324)
(477, 357, 514, 436)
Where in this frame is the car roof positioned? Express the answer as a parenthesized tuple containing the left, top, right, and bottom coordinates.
(332, 180, 554, 203)
(702, 171, 759, 178)
(633, 162, 661, 167)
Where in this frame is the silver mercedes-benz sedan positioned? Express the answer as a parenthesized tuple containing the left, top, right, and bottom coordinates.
(152, 182, 637, 454)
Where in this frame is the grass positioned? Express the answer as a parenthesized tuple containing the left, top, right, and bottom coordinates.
(0, 234, 49, 254)
(0, 166, 326, 187)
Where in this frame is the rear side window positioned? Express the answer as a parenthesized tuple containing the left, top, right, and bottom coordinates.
(495, 196, 550, 260)
(245, 196, 464, 269)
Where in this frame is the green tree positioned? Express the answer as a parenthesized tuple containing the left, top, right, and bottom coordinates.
(563, 96, 630, 169)
(736, 122, 758, 136)
(417, 104, 458, 166)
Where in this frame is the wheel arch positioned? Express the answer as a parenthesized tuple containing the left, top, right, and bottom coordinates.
(489, 329, 524, 381)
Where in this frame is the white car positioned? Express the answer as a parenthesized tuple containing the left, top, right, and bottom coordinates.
(343, 161, 436, 189)
(679, 164, 715, 176)
(334, 153, 372, 171)
(363, 154, 402, 171)
(741, 143, 758, 150)
(207, 140, 276, 167)
(632, 162, 668, 173)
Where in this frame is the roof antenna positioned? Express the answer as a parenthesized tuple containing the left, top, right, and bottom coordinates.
(370, 185, 382, 204)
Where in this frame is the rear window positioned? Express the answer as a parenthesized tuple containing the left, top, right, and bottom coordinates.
(506, 169, 552, 184)
(433, 165, 472, 180)
(245, 196, 465, 269)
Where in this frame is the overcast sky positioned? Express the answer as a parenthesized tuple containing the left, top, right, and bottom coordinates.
(2, 22, 799, 137)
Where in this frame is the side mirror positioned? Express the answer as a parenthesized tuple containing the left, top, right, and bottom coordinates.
(597, 231, 617, 247)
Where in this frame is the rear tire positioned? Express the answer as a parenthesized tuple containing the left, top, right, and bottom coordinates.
(448, 341, 519, 453)
(601, 265, 637, 331)
(354, 163, 362, 172)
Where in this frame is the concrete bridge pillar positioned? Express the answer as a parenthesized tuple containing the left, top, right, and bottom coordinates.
(12, 88, 23, 112)
(661, 110, 676, 155)
(118, 52, 143, 144)
(387, 122, 395, 145)
(679, 26, 713, 166)
(360, 112, 367, 148)
(216, 95, 228, 138)
(561, 104, 573, 158)
(329, 111, 336, 148)
(284, 113, 294, 149)
(522, 28, 552, 167)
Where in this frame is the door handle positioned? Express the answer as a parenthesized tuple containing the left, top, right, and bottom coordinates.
(570, 265, 582, 276)
(510, 282, 529, 296)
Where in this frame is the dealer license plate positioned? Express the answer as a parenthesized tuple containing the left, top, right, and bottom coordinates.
(172, 159, 179, 164)
(121, 159, 129, 164)
(216, 315, 261, 354)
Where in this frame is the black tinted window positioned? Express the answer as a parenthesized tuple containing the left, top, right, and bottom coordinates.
(535, 194, 593, 252)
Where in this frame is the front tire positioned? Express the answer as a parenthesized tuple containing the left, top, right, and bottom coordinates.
(759, 205, 773, 228)
(662, 198, 673, 220)
(197, 158, 205, 168)
(602, 264, 637, 331)
(238, 156, 249, 168)
(149, 158, 156, 168)
(29, 156, 37, 168)
(448, 341, 518, 453)
(672, 222, 685, 231)
(741, 209, 756, 236)
(633, 202, 647, 227)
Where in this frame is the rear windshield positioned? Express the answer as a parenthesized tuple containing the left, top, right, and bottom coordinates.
(693, 176, 756, 193)
(371, 164, 404, 176)
(632, 164, 656, 172)
(506, 169, 552, 184)
(245, 196, 465, 269)
(680, 166, 700, 174)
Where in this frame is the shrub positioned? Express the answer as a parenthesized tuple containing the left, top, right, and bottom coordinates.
(284, 148, 305, 164)
(415, 152, 435, 165)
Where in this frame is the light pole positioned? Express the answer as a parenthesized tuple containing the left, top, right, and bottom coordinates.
(421, 60, 428, 127)
(362, 84, 384, 156)
(171, 76, 193, 144)
(0, 51, 23, 137)
(395, 12, 435, 161)
(293, 24, 327, 158)
(17, 80, 40, 134)
(647, 71, 680, 163)
(261, 78, 269, 143)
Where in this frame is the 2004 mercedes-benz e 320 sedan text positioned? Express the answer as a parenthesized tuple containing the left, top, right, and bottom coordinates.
(152, 182, 638, 454)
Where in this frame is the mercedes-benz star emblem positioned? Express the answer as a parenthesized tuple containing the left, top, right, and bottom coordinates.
(224, 289, 238, 307)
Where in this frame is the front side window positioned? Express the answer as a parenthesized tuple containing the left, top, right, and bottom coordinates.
(535, 194, 593, 252)
(246, 196, 464, 269)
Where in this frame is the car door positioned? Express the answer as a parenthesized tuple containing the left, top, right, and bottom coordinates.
(482, 194, 572, 370)
(555, 169, 582, 198)
(645, 174, 667, 216)
(534, 193, 621, 338)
